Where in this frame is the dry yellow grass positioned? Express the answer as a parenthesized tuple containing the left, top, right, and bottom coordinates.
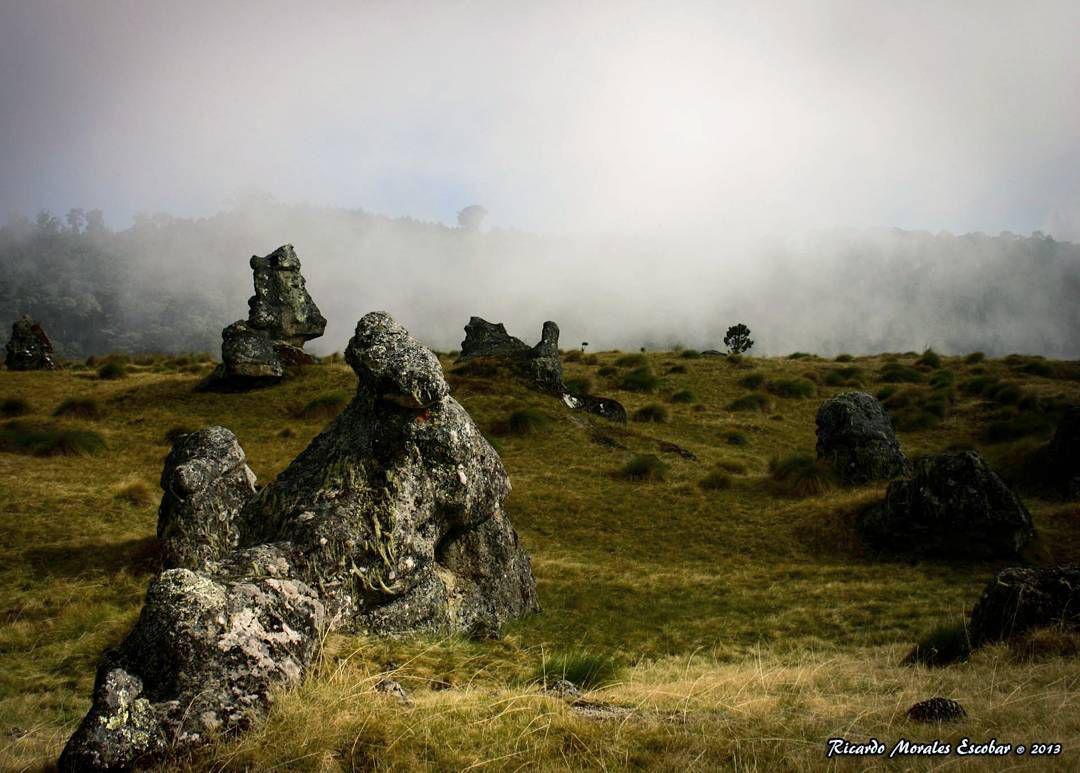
(1, 350, 1079, 770)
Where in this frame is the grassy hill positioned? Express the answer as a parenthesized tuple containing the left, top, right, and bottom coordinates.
(1, 348, 1079, 770)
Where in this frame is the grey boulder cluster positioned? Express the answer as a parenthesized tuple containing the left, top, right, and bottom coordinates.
(816, 391, 1034, 558)
(458, 316, 627, 423)
(199, 244, 326, 391)
(61, 311, 539, 771)
(4, 314, 59, 370)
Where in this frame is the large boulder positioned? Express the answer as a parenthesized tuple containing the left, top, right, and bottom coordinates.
(859, 450, 1035, 558)
(4, 315, 59, 370)
(816, 391, 908, 484)
(457, 316, 627, 423)
(62, 312, 538, 769)
(969, 566, 1080, 647)
(200, 245, 325, 391)
(1047, 408, 1080, 499)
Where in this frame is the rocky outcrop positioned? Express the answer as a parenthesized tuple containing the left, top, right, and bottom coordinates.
(200, 245, 326, 391)
(1048, 408, 1080, 499)
(62, 312, 539, 770)
(859, 450, 1035, 558)
(458, 316, 627, 423)
(968, 566, 1080, 647)
(4, 315, 58, 370)
(816, 392, 908, 484)
(906, 697, 966, 722)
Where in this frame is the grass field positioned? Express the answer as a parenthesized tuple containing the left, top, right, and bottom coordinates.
(1, 348, 1079, 770)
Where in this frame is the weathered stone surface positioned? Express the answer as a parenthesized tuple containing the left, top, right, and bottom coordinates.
(459, 317, 529, 361)
(968, 566, 1080, 647)
(248, 244, 326, 347)
(816, 391, 908, 484)
(859, 451, 1035, 558)
(60, 567, 325, 772)
(906, 697, 966, 723)
(1048, 408, 1080, 499)
(458, 316, 627, 423)
(4, 315, 58, 370)
(200, 244, 324, 391)
(158, 427, 258, 571)
(63, 311, 538, 769)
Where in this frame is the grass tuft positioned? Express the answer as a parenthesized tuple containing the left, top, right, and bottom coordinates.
(633, 404, 669, 423)
(0, 421, 106, 457)
(1, 397, 31, 417)
(113, 478, 156, 507)
(97, 361, 128, 380)
(534, 650, 623, 690)
(619, 454, 668, 482)
(768, 452, 835, 497)
(618, 367, 659, 393)
(53, 398, 102, 419)
(669, 389, 695, 404)
(904, 621, 972, 667)
(507, 408, 550, 436)
(295, 392, 349, 419)
(699, 470, 733, 490)
(766, 378, 816, 399)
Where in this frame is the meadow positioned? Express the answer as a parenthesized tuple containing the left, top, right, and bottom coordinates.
(1, 347, 1078, 771)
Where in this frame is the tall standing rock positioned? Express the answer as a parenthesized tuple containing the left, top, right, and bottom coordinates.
(62, 311, 539, 770)
(816, 391, 909, 484)
(4, 315, 59, 370)
(199, 244, 326, 391)
(858, 450, 1035, 558)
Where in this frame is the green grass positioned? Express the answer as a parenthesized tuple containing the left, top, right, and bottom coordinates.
(738, 373, 765, 390)
(2, 351, 1080, 770)
(619, 453, 669, 481)
(728, 392, 771, 411)
(564, 376, 592, 395)
(53, 398, 102, 419)
(904, 620, 972, 667)
(879, 362, 923, 383)
(533, 649, 623, 690)
(294, 391, 349, 419)
(768, 452, 835, 497)
(507, 407, 551, 436)
(699, 470, 733, 490)
(0, 421, 107, 457)
(765, 377, 816, 399)
(97, 361, 127, 380)
(615, 353, 647, 368)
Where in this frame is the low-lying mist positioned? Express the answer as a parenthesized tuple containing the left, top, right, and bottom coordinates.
(3, 200, 1078, 359)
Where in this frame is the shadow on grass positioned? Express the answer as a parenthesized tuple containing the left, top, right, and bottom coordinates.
(25, 535, 160, 580)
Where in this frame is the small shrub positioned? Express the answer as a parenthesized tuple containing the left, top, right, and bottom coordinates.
(876, 385, 898, 401)
(679, 349, 701, 359)
(1, 398, 31, 418)
(534, 650, 622, 691)
(164, 426, 195, 445)
(879, 363, 923, 383)
(564, 377, 593, 396)
(725, 432, 749, 446)
(983, 413, 1053, 443)
(669, 389, 695, 404)
(904, 621, 971, 667)
(986, 382, 1022, 405)
(53, 398, 101, 419)
(1015, 360, 1054, 378)
(508, 408, 550, 436)
(729, 393, 770, 412)
(960, 375, 999, 395)
(834, 353, 854, 363)
(768, 452, 835, 497)
(597, 365, 618, 377)
(738, 373, 765, 390)
(615, 353, 647, 368)
(581, 354, 599, 366)
(114, 478, 155, 507)
(766, 378, 815, 399)
(915, 349, 942, 369)
(964, 352, 986, 364)
(619, 367, 659, 393)
(0, 421, 106, 457)
(824, 367, 863, 387)
(666, 364, 688, 374)
(928, 370, 955, 390)
(620, 454, 668, 482)
(633, 404, 669, 423)
(97, 362, 127, 380)
(699, 470, 733, 490)
(296, 391, 349, 419)
(788, 352, 812, 359)
(278, 427, 295, 439)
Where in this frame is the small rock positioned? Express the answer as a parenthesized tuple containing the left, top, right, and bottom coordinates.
(375, 678, 412, 705)
(544, 678, 582, 700)
(906, 697, 966, 723)
(4, 315, 59, 371)
(816, 391, 909, 484)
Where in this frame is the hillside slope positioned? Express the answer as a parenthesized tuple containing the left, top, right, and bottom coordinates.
(1, 348, 1078, 770)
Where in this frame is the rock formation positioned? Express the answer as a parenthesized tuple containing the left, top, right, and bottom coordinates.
(815, 391, 908, 484)
(458, 316, 627, 423)
(199, 244, 326, 391)
(968, 566, 1080, 647)
(1048, 407, 1080, 499)
(858, 450, 1035, 558)
(4, 315, 59, 370)
(62, 312, 539, 770)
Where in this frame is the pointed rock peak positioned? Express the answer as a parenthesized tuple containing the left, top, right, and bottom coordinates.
(346, 311, 449, 408)
(533, 321, 560, 356)
(250, 243, 301, 272)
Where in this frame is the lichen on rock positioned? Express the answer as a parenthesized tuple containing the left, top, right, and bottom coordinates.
(62, 311, 539, 770)
(815, 391, 908, 484)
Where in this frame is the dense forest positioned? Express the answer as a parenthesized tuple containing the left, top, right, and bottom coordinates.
(3, 201, 1079, 358)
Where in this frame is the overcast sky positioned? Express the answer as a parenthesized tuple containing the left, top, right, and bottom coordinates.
(2, 0, 1079, 239)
